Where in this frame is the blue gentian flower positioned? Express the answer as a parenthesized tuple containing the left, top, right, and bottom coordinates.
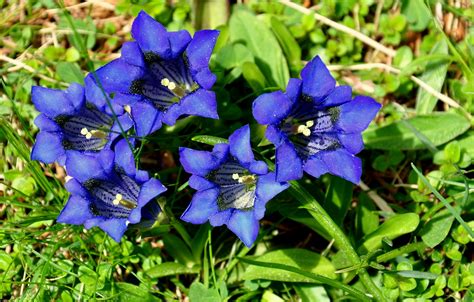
(31, 83, 133, 166)
(252, 56, 381, 184)
(86, 11, 219, 136)
(179, 125, 289, 247)
(57, 139, 167, 242)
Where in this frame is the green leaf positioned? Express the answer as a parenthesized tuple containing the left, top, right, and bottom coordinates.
(229, 9, 289, 88)
(78, 265, 97, 286)
(420, 210, 455, 248)
(145, 262, 200, 278)
(162, 234, 195, 266)
(115, 283, 160, 302)
(395, 270, 439, 280)
(214, 43, 254, 70)
(363, 113, 470, 150)
(243, 249, 336, 282)
(191, 135, 228, 146)
(457, 134, 474, 158)
(188, 282, 221, 302)
(415, 39, 449, 114)
(355, 193, 379, 239)
(56, 62, 84, 84)
(323, 176, 353, 225)
(242, 61, 267, 92)
(359, 213, 420, 254)
(294, 285, 330, 302)
(239, 257, 370, 301)
(401, 0, 432, 31)
(65, 47, 81, 62)
(270, 17, 302, 73)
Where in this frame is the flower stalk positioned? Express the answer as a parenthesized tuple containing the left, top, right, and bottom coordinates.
(289, 181, 387, 302)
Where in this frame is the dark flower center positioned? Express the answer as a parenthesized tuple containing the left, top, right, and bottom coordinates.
(55, 103, 113, 152)
(281, 100, 340, 160)
(208, 160, 257, 211)
(130, 52, 199, 111)
(84, 172, 140, 219)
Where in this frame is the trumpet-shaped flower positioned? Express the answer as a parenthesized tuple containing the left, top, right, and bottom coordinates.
(57, 140, 167, 242)
(31, 83, 133, 165)
(87, 11, 219, 136)
(252, 56, 381, 184)
(179, 125, 289, 247)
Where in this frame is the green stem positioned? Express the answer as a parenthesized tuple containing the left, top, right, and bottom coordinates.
(289, 181, 387, 302)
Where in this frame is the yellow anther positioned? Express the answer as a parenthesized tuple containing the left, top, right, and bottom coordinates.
(306, 120, 314, 127)
(112, 193, 123, 205)
(168, 82, 176, 90)
(296, 123, 312, 137)
(124, 105, 131, 114)
(161, 78, 170, 86)
(80, 127, 89, 135)
(232, 173, 240, 180)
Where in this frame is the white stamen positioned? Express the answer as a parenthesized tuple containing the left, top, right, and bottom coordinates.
(232, 173, 240, 180)
(85, 132, 92, 139)
(161, 78, 170, 86)
(112, 193, 123, 205)
(80, 127, 88, 135)
(296, 122, 312, 137)
(168, 82, 176, 90)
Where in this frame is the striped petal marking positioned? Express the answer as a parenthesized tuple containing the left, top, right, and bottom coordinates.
(84, 171, 140, 219)
(130, 52, 198, 111)
(209, 160, 257, 211)
(281, 101, 341, 160)
(55, 103, 113, 151)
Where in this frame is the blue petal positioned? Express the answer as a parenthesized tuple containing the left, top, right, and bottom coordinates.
(95, 59, 143, 94)
(209, 209, 232, 226)
(121, 41, 145, 67)
(130, 178, 166, 224)
(162, 89, 218, 125)
(300, 56, 335, 101)
(131, 11, 171, 59)
(252, 91, 294, 125)
(286, 78, 303, 103)
(337, 96, 381, 133)
(319, 85, 352, 108)
(302, 156, 329, 179)
(110, 114, 134, 145)
(137, 178, 167, 208)
(34, 114, 61, 132)
(98, 218, 128, 242)
(229, 124, 254, 165)
(130, 100, 163, 136)
(265, 124, 286, 147)
(186, 30, 219, 71)
(181, 188, 219, 224)
(179, 144, 228, 176)
(275, 141, 303, 182)
(338, 133, 364, 154)
(65, 151, 110, 182)
(305, 149, 362, 184)
(113, 139, 136, 176)
(57, 195, 94, 225)
(168, 30, 192, 58)
(255, 172, 289, 217)
(227, 210, 259, 247)
(189, 175, 216, 191)
(193, 69, 217, 90)
(32, 83, 84, 118)
(64, 178, 88, 197)
(31, 131, 65, 164)
(249, 161, 268, 175)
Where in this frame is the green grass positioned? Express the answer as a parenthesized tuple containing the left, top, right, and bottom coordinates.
(1, 0, 473, 301)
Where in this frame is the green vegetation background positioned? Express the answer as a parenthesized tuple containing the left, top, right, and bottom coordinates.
(0, 0, 473, 301)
